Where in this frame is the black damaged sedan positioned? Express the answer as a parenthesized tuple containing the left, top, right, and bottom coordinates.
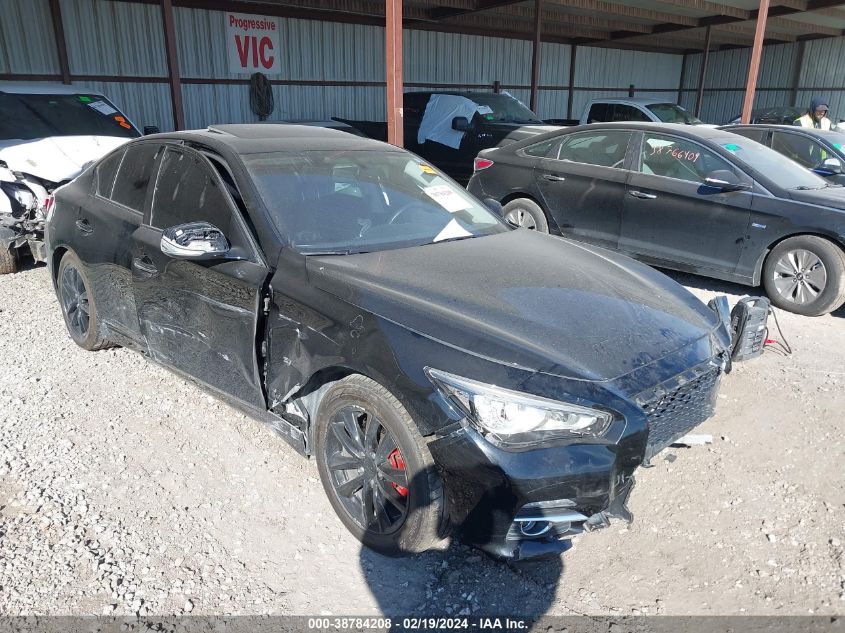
(46, 124, 731, 560)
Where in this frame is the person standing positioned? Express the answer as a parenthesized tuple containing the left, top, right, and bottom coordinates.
(794, 98, 835, 130)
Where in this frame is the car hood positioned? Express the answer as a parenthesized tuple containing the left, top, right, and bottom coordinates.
(787, 186, 845, 210)
(307, 230, 725, 383)
(0, 135, 129, 182)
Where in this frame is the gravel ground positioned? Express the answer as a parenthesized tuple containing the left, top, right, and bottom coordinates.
(1, 261, 843, 617)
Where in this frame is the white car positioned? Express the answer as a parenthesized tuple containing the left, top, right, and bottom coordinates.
(0, 83, 146, 273)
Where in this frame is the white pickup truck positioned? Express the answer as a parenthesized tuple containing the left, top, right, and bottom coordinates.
(580, 98, 704, 125)
(547, 98, 706, 126)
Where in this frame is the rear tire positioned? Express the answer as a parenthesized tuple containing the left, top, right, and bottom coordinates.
(0, 245, 18, 275)
(57, 252, 114, 350)
(314, 374, 444, 556)
(502, 198, 549, 233)
(762, 235, 845, 316)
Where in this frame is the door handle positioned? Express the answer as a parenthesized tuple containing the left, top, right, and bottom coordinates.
(542, 174, 566, 182)
(629, 190, 657, 200)
(75, 218, 93, 234)
(132, 256, 158, 276)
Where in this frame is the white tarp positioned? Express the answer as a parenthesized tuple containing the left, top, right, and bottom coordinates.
(417, 94, 492, 149)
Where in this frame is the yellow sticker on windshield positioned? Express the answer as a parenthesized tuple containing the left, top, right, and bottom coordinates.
(419, 164, 437, 174)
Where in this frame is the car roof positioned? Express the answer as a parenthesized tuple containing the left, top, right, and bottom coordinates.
(0, 82, 106, 96)
(145, 124, 395, 154)
(564, 121, 732, 138)
(496, 121, 739, 154)
(255, 119, 350, 126)
(722, 124, 845, 138)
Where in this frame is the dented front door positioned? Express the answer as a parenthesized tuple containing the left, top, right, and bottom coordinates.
(131, 146, 268, 410)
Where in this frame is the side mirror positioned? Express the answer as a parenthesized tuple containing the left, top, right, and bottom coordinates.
(703, 170, 751, 192)
(143, 125, 160, 135)
(821, 157, 843, 174)
(161, 222, 229, 260)
(483, 198, 503, 218)
(451, 116, 471, 132)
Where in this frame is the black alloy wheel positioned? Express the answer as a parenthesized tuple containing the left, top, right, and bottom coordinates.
(314, 374, 444, 555)
(60, 263, 90, 339)
(324, 405, 410, 534)
(56, 252, 113, 351)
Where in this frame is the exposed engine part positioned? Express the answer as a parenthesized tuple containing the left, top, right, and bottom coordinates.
(0, 169, 63, 265)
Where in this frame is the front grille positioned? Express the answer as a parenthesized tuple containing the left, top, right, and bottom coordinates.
(642, 367, 721, 461)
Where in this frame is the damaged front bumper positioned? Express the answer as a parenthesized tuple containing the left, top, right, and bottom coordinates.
(0, 163, 54, 262)
(428, 423, 643, 562)
(426, 342, 728, 562)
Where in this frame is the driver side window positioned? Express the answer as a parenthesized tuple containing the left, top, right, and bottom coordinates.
(150, 147, 249, 251)
(640, 133, 735, 183)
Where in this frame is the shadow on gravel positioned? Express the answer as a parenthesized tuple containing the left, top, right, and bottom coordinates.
(358, 469, 564, 618)
(11, 256, 45, 275)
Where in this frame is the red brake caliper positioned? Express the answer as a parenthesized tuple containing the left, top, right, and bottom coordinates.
(387, 448, 408, 497)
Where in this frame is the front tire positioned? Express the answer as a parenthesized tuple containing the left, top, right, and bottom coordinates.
(57, 252, 114, 350)
(762, 235, 845, 316)
(0, 245, 18, 275)
(501, 198, 549, 233)
(314, 374, 444, 555)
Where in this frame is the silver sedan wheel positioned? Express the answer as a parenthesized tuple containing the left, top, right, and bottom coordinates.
(771, 248, 828, 305)
(504, 207, 538, 230)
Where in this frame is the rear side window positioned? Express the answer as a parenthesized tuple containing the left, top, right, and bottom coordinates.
(522, 138, 558, 158)
(771, 131, 824, 169)
(613, 105, 650, 122)
(95, 149, 125, 198)
(557, 130, 632, 168)
(587, 103, 610, 123)
(111, 144, 161, 212)
(730, 128, 767, 144)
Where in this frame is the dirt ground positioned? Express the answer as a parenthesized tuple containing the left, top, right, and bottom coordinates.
(1, 261, 843, 617)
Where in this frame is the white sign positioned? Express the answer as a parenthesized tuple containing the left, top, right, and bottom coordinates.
(423, 185, 471, 213)
(87, 100, 117, 115)
(225, 12, 281, 74)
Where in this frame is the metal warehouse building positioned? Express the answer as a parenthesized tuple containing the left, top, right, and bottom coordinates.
(3, 0, 845, 135)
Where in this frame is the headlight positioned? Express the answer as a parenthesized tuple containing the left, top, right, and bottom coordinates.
(426, 368, 613, 448)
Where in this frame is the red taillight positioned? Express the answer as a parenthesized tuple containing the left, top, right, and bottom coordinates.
(474, 157, 494, 172)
